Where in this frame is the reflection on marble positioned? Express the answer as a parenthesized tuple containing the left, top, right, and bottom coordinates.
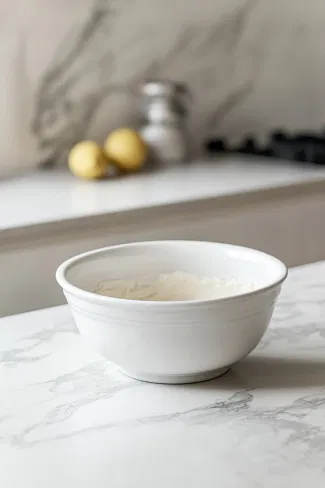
(1, 262, 325, 486)
(2, 0, 325, 176)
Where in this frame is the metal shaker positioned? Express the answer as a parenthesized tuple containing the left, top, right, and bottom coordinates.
(137, 80, 191, 165)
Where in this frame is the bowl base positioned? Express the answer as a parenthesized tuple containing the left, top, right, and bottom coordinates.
(119, 366, 230, 384)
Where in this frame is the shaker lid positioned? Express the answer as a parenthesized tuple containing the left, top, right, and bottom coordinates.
(140, 79, 189, 98)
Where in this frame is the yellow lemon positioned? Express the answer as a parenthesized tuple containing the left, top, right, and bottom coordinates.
(68, 141, 108, 180)
(104, 128, 147, 172)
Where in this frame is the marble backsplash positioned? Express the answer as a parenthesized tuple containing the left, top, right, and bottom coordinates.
(2, 0, 325, 177)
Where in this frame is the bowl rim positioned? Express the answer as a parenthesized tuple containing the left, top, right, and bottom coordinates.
(56, 240, 288, 308)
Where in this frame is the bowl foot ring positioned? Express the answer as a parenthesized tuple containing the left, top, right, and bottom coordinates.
(119, 366, 230, 384)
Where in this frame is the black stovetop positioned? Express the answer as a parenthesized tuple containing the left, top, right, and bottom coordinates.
(205, 130, 325, 165)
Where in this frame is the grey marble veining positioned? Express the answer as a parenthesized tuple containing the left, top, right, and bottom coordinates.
(31, 0, 259, 166)
(3, 0, 325, 177)
(1, 261, 325, 486)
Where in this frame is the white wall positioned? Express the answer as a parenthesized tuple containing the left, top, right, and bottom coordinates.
(2, 0, 325, 176)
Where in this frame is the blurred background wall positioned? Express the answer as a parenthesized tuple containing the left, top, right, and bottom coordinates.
(1, 0, 325, 175)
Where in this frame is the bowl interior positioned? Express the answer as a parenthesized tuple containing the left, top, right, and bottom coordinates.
(61, 241, 287, 298)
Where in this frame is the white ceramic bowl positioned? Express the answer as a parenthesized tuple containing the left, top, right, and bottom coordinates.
(56, 241, 287, 384)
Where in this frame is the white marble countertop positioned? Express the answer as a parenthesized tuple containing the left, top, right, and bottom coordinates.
(2, 262, 325, 487)
(2, 156, 325, 232)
